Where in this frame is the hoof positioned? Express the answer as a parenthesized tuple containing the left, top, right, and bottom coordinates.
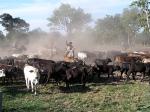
(34, 92, 37, 95)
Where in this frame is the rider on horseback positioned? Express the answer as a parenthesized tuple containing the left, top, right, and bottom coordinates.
(65, 41, 75, 58)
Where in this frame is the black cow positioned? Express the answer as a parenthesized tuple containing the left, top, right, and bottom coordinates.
(95, 58, 112, 65)
(126, 61, 146, 81)
(0, 56, 15, 65)
(118, 62, 130, 80)
(49, 60, 87, 88)
(92, 58, 112, 79)
(65, 66, 87, 88)
(0, 64, 20, 84)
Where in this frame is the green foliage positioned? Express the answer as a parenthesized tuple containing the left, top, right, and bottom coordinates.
(47, 4, 92, 34)
(95, 14, 124, 44)
(130, 0, 150, 32)
(94, 8, 140, 46)
(0, 13, 29, 33)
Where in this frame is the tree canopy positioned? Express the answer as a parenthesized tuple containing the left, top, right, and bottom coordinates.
(0, 13, 29, 33)
(47, 4, 92, 35)
(130, 0, 150, 32)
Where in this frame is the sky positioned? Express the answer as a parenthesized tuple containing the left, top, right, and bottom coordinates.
(0, 0, 132, 32)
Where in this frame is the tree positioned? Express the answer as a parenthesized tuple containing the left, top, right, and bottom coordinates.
(95, 14, 123, 45)
(47, 4, 92, 35)
(0, 30, 5, 40)
(131, 0, 150, 32)
(94, 8, 140, 48)
(0, 13, 29, 33)
(121, 8, 140, 47)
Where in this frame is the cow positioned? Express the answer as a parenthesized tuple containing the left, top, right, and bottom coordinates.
(65, 66, 88, 88)
(95, 58, 112, 65)
(92, 58, 112, 79)
(0, 56, 15, 65)
(114, 55, 140, 64)
(142, 58, 150, 63)
(24, 64, 40, 95)
(0, 69, 5, 84)
(126, 61, 146, 82)
(0, 64, 22, 84)
(77, 52, 87, 62)
(26, 58, 55, 84)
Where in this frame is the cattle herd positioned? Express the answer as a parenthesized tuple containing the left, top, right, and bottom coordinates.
(1, 50, 150, 95)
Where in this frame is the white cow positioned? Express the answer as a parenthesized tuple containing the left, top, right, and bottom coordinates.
(0, 69, 5, 78)
(0, 69, 6, 84)
(24, 64, 40, 95)
(142, 58, 150, 63)
(12, 53, 22, 58)
(27, 54, 39, 59)
(77, 52, 87, 62)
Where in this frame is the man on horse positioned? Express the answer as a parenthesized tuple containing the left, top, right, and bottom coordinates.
(65, 41, 75, 59)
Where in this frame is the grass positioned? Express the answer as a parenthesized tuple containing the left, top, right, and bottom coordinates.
(1, 80, 150, 112)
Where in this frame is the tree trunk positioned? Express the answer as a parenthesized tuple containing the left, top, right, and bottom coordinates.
(144, 9, 150, 32)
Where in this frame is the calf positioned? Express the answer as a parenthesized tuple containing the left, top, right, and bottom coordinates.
(24, 64, 40, 95)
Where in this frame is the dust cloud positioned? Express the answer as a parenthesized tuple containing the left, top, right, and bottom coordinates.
(0, 31, 147, 61)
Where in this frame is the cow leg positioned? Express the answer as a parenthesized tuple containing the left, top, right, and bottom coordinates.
(25, 78, 28, 88)
(120, 69, 124, 80)
(27, 79, 30, 91)
(132, 72, 136, 81)
(111, 72, 115, 81)
(107, 72, 110, 79)
(66, 81, 70, 89)
(10, 75, 13, 84)
(82, 79, 86, 88)
(82, 83, 86, 88)
(147, 70, 150, 84)
(108, 69, 114, 81)
(98, 72, 101, 79)
(31, 81, 34, 93)
(34, 84, 37, 95)
(141, 72, 145, 82)
(45, 72, 50, 85)
(126, 70, 131, 82)
(2, 77, 5, 84)
(81, 75, 86, 88)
